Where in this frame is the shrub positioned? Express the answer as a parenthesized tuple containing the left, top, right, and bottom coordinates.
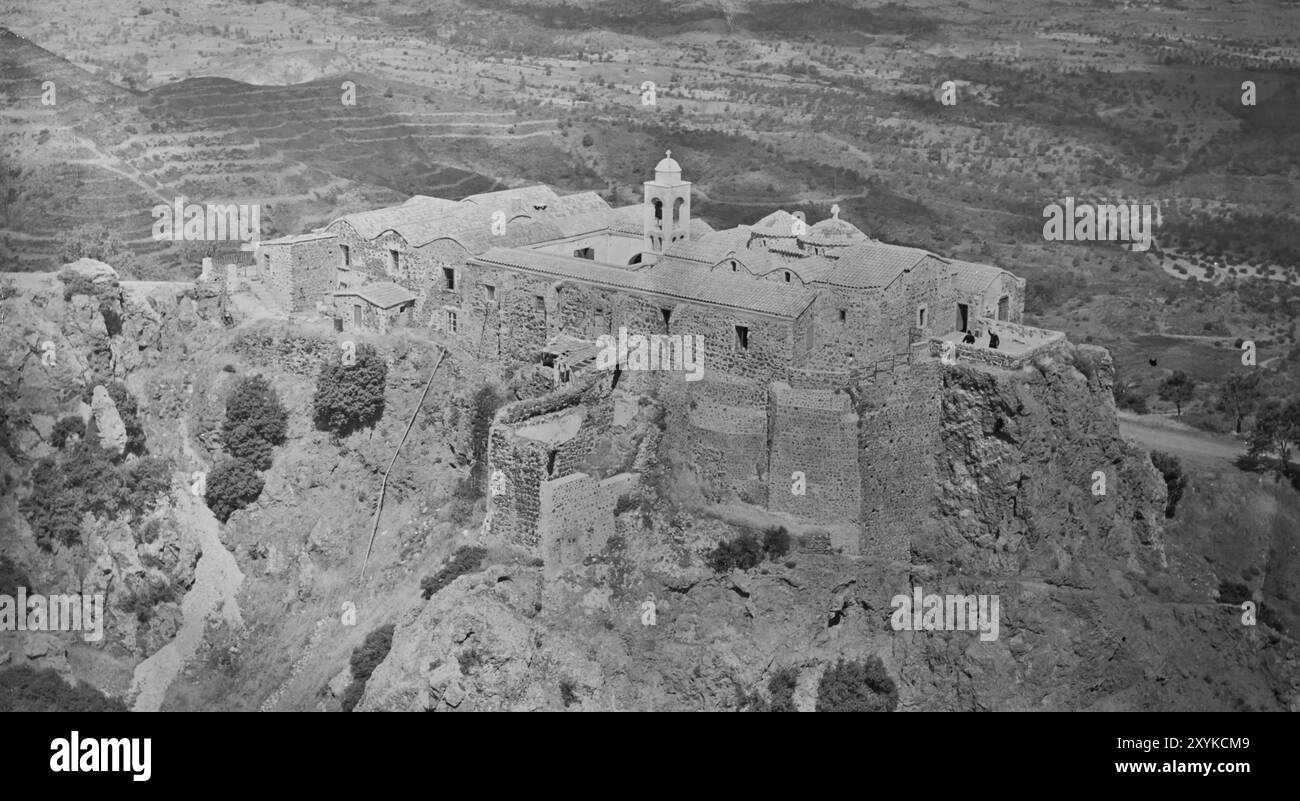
(463, 386, 504, 495)
(204, 458, 264, 523)
(0, 666, 126, 712)
(768, 666, 798, 712)
(1218, 580, 1251, 605)
(815, 656, 899, 712)
(50, 415, 85, 449)
(457, 648, 484, 675)
(762, 526, 792, 559)
(121, 579, 176, 623)
(20, 443, 171, 549)
(221, 375, 288, 470)
(59, 273, 99, 302)
(350, 624, 396, 683)
(312, 344, 387, 436)
(707, 531, 765, 572)
(1113, 380, 1149, 414)
(1149, 450, 1187, 518)
(1258, 602, 1285, 633)
(22, 457, 85, 548)
(0, 555, 30, 596)
(340, 680, 366, 712)
(560, 679, 580, 708)
(421, 546, 488, 600)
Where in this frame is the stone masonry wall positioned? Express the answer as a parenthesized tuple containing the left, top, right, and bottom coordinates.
(767, 382, 861, 524)
(538, 473, 613, 567)
(855, 358, 945, 562)
(685, 377, 769, 505)
(261, 235, 338, 312)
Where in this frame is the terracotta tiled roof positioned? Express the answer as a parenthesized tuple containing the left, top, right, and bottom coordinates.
(459, 185, 560, 211)
(748, 209, 800, 238)
(948, 259, 1011, 295)
(664, 227, 751, 264)
(330, 197, 461, 240)
(817, 241, 937, 289)
(801, 216, 867, 247)
(259, 231, 335, 245)
(335, 281, 417, 309)
(472, 247, 816, 319)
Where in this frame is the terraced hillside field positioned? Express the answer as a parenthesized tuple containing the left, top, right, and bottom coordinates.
(0, 27, 582, 276)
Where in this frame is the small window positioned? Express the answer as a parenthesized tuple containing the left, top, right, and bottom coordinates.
(446, 309, 458, 333)
(784, 271, 791, 283)
(731, 262, 738, 272)
(661, 308, 672, 326)
(389, 249, 399, 273)
(340, 244, 350, 267)
(443, 267, 456, 290)
(735, 325, 749, 350)
(484, 284, 496, 302)
(838, 309, 847, 323)
(917, 307, 927, 328)
(535, 295, 545, 312)
(573, 247, 594, 260)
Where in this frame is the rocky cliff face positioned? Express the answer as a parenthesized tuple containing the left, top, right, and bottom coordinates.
(1, 268, 212, 694)
(3, 267, 1295, 711)
(356, 344, 1298, 711)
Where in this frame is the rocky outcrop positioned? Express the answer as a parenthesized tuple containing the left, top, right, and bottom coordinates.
(90, 385, 127, 455)
(355, 343, 1297, 712)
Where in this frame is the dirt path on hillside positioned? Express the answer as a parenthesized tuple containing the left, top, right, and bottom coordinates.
(1116, 411, 1245, 466)
(129, 425, 244, 712)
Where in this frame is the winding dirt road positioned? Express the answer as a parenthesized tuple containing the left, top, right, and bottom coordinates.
(1116, 411, 1245, 466)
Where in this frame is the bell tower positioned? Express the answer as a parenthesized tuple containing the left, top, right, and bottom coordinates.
(643, 149, 690, 265)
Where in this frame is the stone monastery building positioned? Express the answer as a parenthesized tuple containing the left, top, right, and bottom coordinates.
(256, 150, 1071, 564)
(258, 150, 1028, 381)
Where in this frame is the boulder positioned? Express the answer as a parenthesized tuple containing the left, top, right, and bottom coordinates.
(63, 258, 119, 286)
(90, 385, 128, 455)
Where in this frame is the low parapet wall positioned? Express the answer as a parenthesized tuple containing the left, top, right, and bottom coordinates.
(929, 318, 1068, 370)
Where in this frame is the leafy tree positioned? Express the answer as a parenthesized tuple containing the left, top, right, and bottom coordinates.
(49, 415, 85, 449)
(221, 375, 288, 470)
(312, 344, 387, 437)
(204, 458, 264, 523)
(1219, 371, 1261, 434)
(1248, 398, 1300, 478)
(1157, 370, 1196, 416)
(815, 657, 898, 712)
